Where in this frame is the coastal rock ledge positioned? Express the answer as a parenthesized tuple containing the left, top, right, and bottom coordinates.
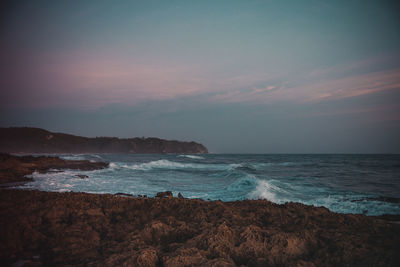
(0, 127, 208, 154)
(0, 190, 399, 266)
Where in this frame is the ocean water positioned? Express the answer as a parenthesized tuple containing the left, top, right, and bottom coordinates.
(16, 154, 400, 216)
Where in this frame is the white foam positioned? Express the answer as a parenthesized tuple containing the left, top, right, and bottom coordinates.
(59, 188, 71, 192)
(178, 155, 205, 160)
(126, 160, 189, 170)
(124, 160, 229, 171)
(249, 179, 281, 203)
(227, 163, 241, 170)
(108, 160, 257, 172)
(60, 155, 85, 160)
(109, 162, 118, 169)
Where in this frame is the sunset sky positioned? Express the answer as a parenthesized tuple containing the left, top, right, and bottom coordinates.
(1, 0, 400, 153)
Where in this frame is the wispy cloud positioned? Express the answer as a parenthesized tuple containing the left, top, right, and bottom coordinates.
(206, 55, 400, 105)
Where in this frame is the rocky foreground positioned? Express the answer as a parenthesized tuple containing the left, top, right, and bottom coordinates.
(0, 190, 399, 267)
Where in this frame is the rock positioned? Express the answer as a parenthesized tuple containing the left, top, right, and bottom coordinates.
(114, 192, 133, 197)
(136, 248, 159, 266)
(178, 192, 184, 199)
(156, 191, 173, 198)
(75, 174, 89, 179)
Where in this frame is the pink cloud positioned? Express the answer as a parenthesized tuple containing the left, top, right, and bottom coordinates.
(207, 56, 400, 105)
(304, 69, 400, 102)
(1, 49, 399, 109)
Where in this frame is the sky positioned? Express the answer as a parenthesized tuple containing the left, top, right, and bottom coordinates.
(1, 0, 400, 153)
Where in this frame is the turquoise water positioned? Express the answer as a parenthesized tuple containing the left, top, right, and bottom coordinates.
(17, 154, 400, 216)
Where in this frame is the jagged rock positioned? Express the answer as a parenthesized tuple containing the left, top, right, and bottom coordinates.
(156, 191, 173, 198)
(135, 248, 159, 266)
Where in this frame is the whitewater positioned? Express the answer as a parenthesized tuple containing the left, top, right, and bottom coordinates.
(15, 154, 400, 216)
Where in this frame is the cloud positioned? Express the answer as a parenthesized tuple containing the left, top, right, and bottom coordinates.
(0, 47, 284, 108)
(206, 55, 400, 105)
(1, 47, 400, 110)
(304, 69, 400, 102)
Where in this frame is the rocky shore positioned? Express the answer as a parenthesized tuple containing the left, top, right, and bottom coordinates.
(0, 190, 399, 267)
(0, 154, 399, 266)
(0, 153, 108, 184)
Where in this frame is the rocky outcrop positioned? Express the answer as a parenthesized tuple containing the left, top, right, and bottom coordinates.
(0, 127, 208, 154)
(0, 189, 399, 266)
(156, 191, 173, 198)
(0, 153, 108, 184)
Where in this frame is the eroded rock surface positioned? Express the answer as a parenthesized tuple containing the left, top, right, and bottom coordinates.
(0, 190, 399, 266)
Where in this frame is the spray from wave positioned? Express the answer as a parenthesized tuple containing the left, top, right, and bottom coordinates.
(248, 179, 281, 203)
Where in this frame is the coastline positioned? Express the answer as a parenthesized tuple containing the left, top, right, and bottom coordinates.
(1, 154, 399, 266)
(0, 153, 108, 184)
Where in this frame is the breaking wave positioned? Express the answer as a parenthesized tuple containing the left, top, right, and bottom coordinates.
(178, 155, 205, 160)
(248, 179, 281, 203)
(112, 159, 243, 171)
(60, 154, 85, 161)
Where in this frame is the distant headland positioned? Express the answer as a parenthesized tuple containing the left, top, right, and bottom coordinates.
(0, 127, 208, 154)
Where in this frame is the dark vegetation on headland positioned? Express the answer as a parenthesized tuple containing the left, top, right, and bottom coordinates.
(0, 127, 208, 154)
(0, 155, 399, 266)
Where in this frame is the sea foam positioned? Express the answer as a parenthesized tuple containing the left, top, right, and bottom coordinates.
(122, 159, 231, 171)
(178, 155, 205, 160)
(60, 154, 85, 161)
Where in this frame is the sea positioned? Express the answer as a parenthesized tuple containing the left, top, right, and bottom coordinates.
(15, 154, 400, 216)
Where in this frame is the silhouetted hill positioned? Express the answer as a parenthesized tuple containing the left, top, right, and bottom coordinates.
(0, 127, 208, 154)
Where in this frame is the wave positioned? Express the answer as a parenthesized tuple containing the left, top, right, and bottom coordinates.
(107, 159, 297, 173)
(231, 163, 257, 172)
(60, 155, 85, 161)
(117, 159, 237, 171)
(109, 162, 119, 170)
(127, 160, 188, 170)
(248, 179, 282, 203)
(178, 155, 205, 160)
(227, 174, 257, 190)
(105, 160, 274, 175)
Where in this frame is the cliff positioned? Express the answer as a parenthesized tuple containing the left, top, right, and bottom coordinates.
(0, 127, 208, 154)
